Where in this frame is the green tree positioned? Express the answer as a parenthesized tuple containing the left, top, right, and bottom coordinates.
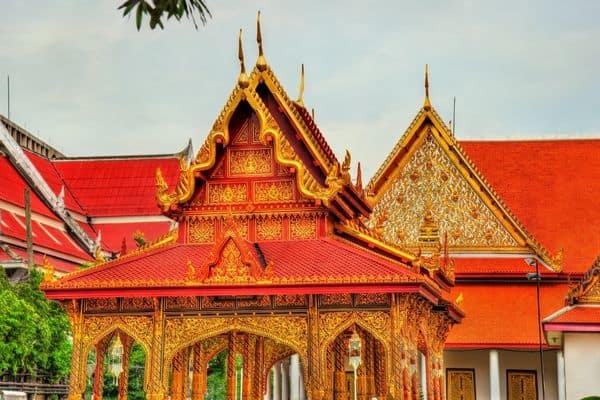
(0, 268, 71, 382)
(118, 0, 211, 30)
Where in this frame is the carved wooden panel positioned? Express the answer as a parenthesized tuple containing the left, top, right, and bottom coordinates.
(447, 369, 476, 400)
(256, 216, 283, 240)
(189, 217, 216, 243)
(229, 148, 273, 176)
(122, 297, 154, 311)
(165, 296, 199, 311)
(207, 183, 248, 204)
(507, 370, 537, 400)
(274, 294, 308, 308)
(290, 214, 317, 239)
(368, 133, 518, 248)
(254, 180, 295, 203)
(85, 298, 119, 312)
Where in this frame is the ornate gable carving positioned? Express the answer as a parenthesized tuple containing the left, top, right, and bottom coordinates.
(368, 132, 519, 250)
(195, 217, 273, 284)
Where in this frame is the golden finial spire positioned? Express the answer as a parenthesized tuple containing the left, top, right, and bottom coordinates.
(296, 64, 305, 106)
(256, 11, 267, 71)
(424, 64, 431, 110)
(238, 29, 249, 88)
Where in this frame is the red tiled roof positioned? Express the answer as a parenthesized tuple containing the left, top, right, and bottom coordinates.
(4, 247, 81, 273)
(460, 140, 600, 273)
(45, 238, 422, 292)
(25, 151, 86, 215)
(0, 210, 89, 259)
(293, 104, 339, 165)
(52, 157, 181, 217)
(546, 306, 600, 325)
(92, 221, 172, 253)
(0, 156, 57, 219)
(446, 282, 568, 347)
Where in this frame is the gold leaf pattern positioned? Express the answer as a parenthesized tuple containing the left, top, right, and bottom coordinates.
(369, 134, 518, 248)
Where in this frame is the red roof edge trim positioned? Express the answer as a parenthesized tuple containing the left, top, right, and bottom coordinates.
(444, 343, 558, 350)
(44, 283, 424, 300)
(543, 323, 600, 332)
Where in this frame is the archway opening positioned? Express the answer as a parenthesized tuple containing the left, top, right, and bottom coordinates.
(326, 324, 386, 400)
(167, 331, 304, 400)
(84, 330, 147, 400)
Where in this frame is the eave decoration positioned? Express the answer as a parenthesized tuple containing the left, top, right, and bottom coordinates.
(364, 66, 563, 272)
(567, 255, 600, 305)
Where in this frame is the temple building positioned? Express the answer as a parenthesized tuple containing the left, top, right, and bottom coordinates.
(1, 16, 599, 400)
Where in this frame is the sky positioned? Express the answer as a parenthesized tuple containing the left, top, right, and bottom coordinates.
(1, 1, 599, 179)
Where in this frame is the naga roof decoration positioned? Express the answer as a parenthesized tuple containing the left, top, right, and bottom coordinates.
(566, 255, 600, 305)
(365, 68, 562, 272)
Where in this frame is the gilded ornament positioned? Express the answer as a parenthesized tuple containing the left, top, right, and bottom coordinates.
(229, 148, 272, 176)
(256, 216, 283, 240)
(368, 133, 519, 249)
(254, 180, 295, 203)
(189, 218, 215, 243)
(289, 214, 317, 240)
(208, 183, 247, 204)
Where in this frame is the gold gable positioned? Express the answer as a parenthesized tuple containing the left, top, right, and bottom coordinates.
(365, 77, 562, 270)
(368, 131, 519, 250)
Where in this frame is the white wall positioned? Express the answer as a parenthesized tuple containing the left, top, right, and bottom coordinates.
(444, 349, 559, 400)
(444, 350, 490, 397)
(564, 333, 600, 399)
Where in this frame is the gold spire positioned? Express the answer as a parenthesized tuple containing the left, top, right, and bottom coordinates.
(423, 64, 431, 110)
(355, 162, 364, 196)
(238, 29, 249, 88)
(296, 64, 305, 106)
(256, 11, 267, 71)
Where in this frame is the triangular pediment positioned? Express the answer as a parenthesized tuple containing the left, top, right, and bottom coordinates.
(155, 64, 369, 222)
(366, 106, 561, 271)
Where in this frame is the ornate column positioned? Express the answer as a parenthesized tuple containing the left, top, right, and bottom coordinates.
(146, 298, 167, 400)
(373, 341, 386, 399)
(117, 334, 134, 400)
(171, 350, 185, 400)
(242, 335, 256, 400)
(66, 300, 86, 400)
(410, 351, 419, 400)
(333, 338, 347, 400)
(227, 332, 237, 400)
(307, 296, 324, 400)
(365, 336, 375, 399)
(388, 293, 405, 400)
(253, 336, 266, 400)
(93, 337, 111, 400)
(191, 343, 207, 400)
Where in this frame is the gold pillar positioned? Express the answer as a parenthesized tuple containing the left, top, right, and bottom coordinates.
(227, 332, 237, 400)
(410, 351, 419, 400)
(146, 298, 166, 400)
(333, 337, 346, 400)
(388, 294, 404, 400)
(373, 341, 386, 399)
(307, 295, 324, 400)
(242, 334, 256, 400)
(253, 336, 265, 400)
(191, 343, 206, 400)
(118, 334, 134, 400)
(93, 343, 107, 400)
(66, 300, 86, 400)
(171, 350, 185, 400)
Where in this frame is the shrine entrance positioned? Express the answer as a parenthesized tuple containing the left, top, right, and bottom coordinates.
(166, 331, 304, 400)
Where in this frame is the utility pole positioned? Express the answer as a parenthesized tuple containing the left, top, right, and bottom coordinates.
(25, 188, 33, 268)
